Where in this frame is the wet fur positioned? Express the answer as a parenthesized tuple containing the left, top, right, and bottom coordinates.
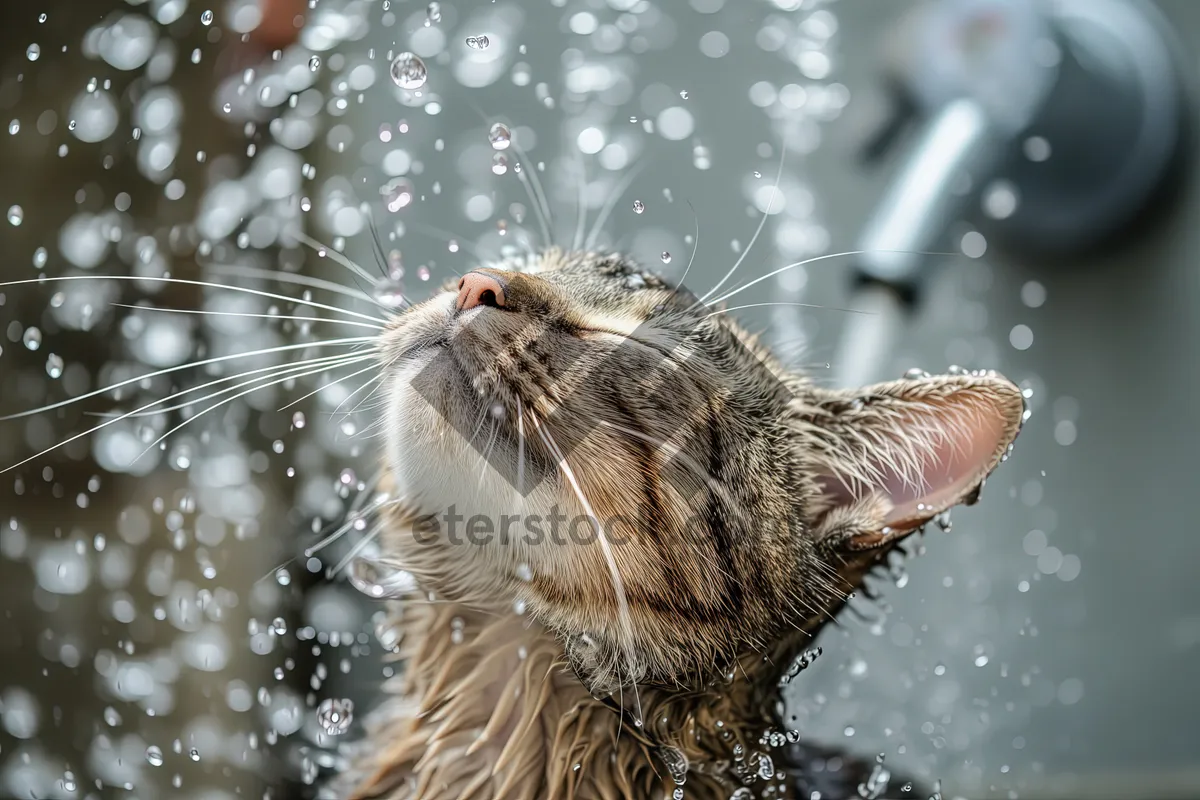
(331, 248, 1025, 800)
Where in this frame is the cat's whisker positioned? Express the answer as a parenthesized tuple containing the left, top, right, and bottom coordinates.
(470, 397, 500, 477)
(512, 154, 554, 247)
(305, 519, 361, 560)
(531, 418, 644, 726)
(109, 303, 386, 330)
(336, 374, 386, 420)
(205, 262, 379, 307)
(704, 301, 872, 319)
(88, 352, 368, 420)
(696, 142, 788, 305)
(0, 275, 388, 325)
(306, 485, 390, 559)
(0, 351, 369, 474)
(515, 396, 526, 497)
(287, 229, 379, 285)
(365, 212, 393, 280)
(677, 200, 700, 292)
(0, 336, 375, 422)
(584, 160, 645, 251)
(330, 522, 386, 577)
(278, 361, 380, 412)
(464, 100, 554, 247)
(131, 354, 378, 468)
(707, 248, 956, 308)
(477, 418, 500, 487)
(466, 396, 496, 452)
(329, 467, 386, 525)
(571, 149, 588, 253)
(256, 556, 300, 586)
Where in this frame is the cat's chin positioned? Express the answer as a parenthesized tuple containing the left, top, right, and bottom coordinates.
(382, 357, 567, 567)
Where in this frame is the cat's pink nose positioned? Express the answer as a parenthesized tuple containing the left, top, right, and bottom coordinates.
(456, 271, 507, 311)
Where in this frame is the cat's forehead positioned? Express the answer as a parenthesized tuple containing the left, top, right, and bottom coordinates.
(490, 249, 670, 294)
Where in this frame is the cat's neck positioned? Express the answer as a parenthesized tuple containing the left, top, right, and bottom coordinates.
(339, 596, 804, 800)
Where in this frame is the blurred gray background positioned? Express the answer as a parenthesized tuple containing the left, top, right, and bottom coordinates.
(0, 1, 1197, 798)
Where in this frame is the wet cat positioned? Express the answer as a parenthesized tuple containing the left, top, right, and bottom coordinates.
(328, 247, 1025, 800)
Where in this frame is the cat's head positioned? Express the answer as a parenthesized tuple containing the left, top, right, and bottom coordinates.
(377, 248, 1025, 694)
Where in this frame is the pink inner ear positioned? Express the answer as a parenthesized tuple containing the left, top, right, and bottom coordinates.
(879, 404, 1006, 528)
(816, 396, 1012, 530)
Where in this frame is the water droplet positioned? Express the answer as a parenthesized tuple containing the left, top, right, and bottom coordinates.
(200, 10, 214, 26)
(316, 697, 355, 735)
(8, 120, 19, 135)
(291, 411, 306, 429)
(390, 52, 428, 90)
(373, 279, 405, 309)
(679, 89, 689, 99)
(188, 748, 200, 761)
(778, 646, 821, 685)
(633, 199, 645, 214)
(308, 55, 321, 71)
(26, 44, 40, 62)
(1023, 136, 1051, 162)
(488, 122, 511, 151)
(1009, 324, 1034, 351)
(1021, 280, 1047, 308)
(22, 327, 42, 351)
(347, 557, 416, 599)
(426, 2, 442, 23)
(45, 353, 63, 378)
(146, 746, 164, 766)
(491, 153, 508, 175)
(857, 754, 891, 799)
(381, 177, 414, 212)
(465, 35, 490, 50)
(982, 180, 1020, 220)
(660, 251, 672, 264)
(7, 205, 23, 226)
(757, 753, 775, 779)
(660, 746, 688, 785)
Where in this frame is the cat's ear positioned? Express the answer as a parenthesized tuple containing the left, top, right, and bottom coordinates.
(802, 372, 1026, 552)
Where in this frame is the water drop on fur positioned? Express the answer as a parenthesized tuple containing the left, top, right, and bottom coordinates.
(316, 697, 354, 735)
(347, 558, 416, 599)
